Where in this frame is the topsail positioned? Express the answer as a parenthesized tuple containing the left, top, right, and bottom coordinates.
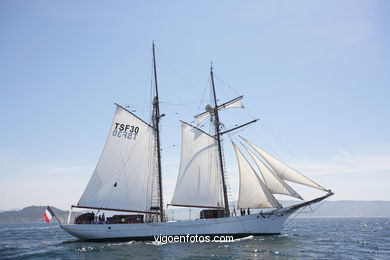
(195, 96, 244, 125)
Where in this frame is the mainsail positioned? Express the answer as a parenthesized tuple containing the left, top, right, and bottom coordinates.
(170, 122, 224, 208)
(77, 104, 159, 213)
(240, 143, 303, 200)
(241, 137, 327, 192)
(233, 143, 281, 209)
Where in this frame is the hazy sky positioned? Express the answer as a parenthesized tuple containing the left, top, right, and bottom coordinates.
(1, 0, 389, 210)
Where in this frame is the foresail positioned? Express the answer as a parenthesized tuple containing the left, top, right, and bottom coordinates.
(241, 137, 328, 192)
(195, 96, 244, 125)
(78, 105, 158, 212)
(233, 143, 281, 209)
(241, 143, 303, 200)
(171, 122, 224, 208)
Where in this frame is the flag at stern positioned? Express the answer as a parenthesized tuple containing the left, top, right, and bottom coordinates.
(43, 206, 55, 223)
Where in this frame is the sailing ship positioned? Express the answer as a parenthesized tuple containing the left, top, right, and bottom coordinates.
(60, 44, 333, 241)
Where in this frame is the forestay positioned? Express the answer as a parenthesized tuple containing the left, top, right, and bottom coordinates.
(77, 104, 158, 212)
(241, 143, 303, 200)
(171, 122, 224, 208)
(241, 137, 327, 192)
(233, 143, 281, 209)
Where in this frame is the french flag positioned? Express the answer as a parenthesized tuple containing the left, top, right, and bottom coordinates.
(44, 206, 55, 223)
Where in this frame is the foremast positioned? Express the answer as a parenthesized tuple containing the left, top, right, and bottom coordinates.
(152, 42, 165, 222)
(210, 64, 230, 217)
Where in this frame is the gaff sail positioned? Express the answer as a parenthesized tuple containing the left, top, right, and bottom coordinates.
(170, 122, 224, 208)
(77, 104, 159, 213)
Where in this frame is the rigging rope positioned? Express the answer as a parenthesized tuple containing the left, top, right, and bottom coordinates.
(197, 78, 210, 114)
(283, 195, 332, 229)
(213, 73, 240, 96)
(154, 45, 202, 99)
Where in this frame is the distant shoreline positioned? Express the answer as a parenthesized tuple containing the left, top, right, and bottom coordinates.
(1, 201, 390, 223)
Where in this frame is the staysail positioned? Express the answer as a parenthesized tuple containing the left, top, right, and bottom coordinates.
(240, 142, 303, 200)
(170, 122, 224, 208)
(240, 137, 327, 192)
(77, 104, 159, 213)
(233, 142, 281, 209)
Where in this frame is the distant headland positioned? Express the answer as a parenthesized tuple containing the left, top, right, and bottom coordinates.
(1, 201, 390, 223)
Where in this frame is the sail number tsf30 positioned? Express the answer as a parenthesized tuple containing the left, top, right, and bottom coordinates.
(112, 123, 139, 140)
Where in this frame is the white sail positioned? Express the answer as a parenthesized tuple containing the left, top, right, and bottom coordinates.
(195, 96, 244, 125)
(241, 143, 303, 200)
(241, 137, 327, 192)
(195, 110, 212, 125)
(233, 143, 281, 209)
(171, 122, 224, 208)
(78, 104, 158, 212)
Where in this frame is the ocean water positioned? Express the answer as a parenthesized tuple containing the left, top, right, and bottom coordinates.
(0, 218, 389, 259)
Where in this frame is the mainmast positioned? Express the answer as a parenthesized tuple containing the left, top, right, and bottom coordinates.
(210, 64, 230, 217)
(152, 43, 165, 222)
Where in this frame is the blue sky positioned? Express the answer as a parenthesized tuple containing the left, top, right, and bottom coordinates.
(0, 0, 389, 210)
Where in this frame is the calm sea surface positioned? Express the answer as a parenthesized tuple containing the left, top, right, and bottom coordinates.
(0, 218, 389, 259)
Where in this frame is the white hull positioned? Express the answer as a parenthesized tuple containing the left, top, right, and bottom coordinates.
(61, 211, 292, 241)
